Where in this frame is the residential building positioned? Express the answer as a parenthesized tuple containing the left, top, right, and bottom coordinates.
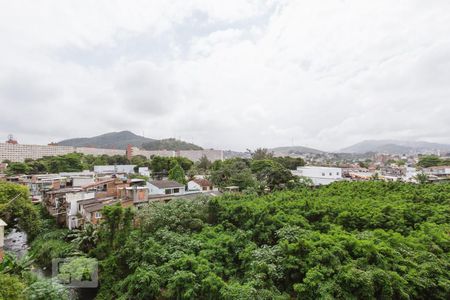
(44, 177, 130, 228)
(66, 191, 95, 229)
(118, 186, 149, 203)
(293, 166, 343, 185)
(425, 166, 450, 177)
(147, 180, 185, 195)
(60, 171, 95, 187)
(187, 178, 214, 192)
(78, 197, 119, 225)
(138, 167, 150, 177)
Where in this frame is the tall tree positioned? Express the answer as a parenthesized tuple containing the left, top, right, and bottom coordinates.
(168, 163, 187, 184)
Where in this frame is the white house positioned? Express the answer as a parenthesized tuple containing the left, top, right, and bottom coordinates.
(65, 191, 95, 229)
(147, 180, 185, 195)
(187, 178, 214, 192)
(138, 167, 150, 177)
(293, 166, 343, 185)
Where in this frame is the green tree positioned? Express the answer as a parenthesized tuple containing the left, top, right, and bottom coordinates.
(23, 279, 69, 300)
(0, 182, 41, 240)
(0, 273, 26, 300)
(168, 163, 187, 184)
(250, 148, 274, 160)
(69, 224, 99, 253)
(415, 173, 429, 184)
(6, 162, 30, 175)
(197, 155, 212, 171)
(418, 155, 443, 168)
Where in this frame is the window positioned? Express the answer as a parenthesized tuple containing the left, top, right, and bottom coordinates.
(165, 189, 172, 195)
(173, 188, 180, 193)
(202, 186, 208, 191)
(322, 173, 325, 176)
(95, 212, 102, 219)
(329, 173, 332, 176)
(336, 172, 340, 176)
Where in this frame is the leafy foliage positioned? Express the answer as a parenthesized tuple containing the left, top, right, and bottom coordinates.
(0, 273, 26, 300)
(418, 155, 450, 168)
(168, 163, 187, 184)
(23, 279, 69, 300)
(142, 138, 202, 151)
(95, 182, 450, 299)
(0, 182, 41, 240)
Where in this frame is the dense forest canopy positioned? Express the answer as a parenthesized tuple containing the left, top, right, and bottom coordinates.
(1, 180, 449, 299)
(93, 182, 450, 299)
(417, 155, 450, 168)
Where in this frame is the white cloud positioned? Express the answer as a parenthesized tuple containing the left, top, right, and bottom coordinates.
(0, 0, 449, 151)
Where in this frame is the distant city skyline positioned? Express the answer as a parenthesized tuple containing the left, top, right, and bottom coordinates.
(1, 1, 450, 152)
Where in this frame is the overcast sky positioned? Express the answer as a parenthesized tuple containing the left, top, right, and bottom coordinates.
(0, 0, 449, 151)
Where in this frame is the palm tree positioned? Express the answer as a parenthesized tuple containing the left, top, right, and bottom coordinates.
(69, 224, 99, 253)
(0, 252, 34, 276)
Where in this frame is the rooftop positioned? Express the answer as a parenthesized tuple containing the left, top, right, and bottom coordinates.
(148, 180, 184, 189)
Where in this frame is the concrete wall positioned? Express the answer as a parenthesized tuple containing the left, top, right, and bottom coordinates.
(1, 142, 224, 163)
(0, 143, 125, 162)
(293, 166, 343, 185)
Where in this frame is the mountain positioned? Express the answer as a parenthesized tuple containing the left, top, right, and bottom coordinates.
(141, 138, 203, 151)
(57, 131, 202, 151)
(271, 145, 325, 155)
(340, 140, 450, 154)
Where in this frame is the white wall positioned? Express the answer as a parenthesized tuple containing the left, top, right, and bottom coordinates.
(66, 191, 95, 229)
(187, 181, 201, 191)
(293, 166, 342, 185)
(94, 165, 136, 174)
(147, 182, 185, 195)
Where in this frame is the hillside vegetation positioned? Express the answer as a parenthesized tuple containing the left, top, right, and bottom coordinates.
(141, 138, 203, 151)
(95, 182, 450, 299)
(57, 130, 202, 151)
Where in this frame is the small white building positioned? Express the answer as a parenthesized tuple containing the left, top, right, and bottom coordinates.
(94, 165, 136, 174)
(293, 166, 343, 185)
(138, 167, 150, 177)
(187, 178, 215, 192)
(65, 191, 95, 229)
(147, 180, 185, 195)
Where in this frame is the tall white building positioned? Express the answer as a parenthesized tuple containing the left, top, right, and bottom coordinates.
(293, 166, 343, 185)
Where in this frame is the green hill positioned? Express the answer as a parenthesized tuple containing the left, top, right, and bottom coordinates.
(141, 138, 203, 151)
(57, 131, 202, 151)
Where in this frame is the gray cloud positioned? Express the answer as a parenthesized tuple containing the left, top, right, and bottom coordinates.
(0, 0, 449, 151)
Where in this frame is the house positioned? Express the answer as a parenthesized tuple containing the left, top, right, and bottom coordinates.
(424, 166, 450, 177)
(293, 166, 343, 185)
(43, 177, 130, 228)
(60, 171, 95, 187)
(147, 180, 185, 195)
(188, 178, 214, 192)
(138, 167, 150, 177)
(65, 191, 95, 229)
(78, 197, 119, 225)
(43, 187, 84, 224)
(0, 219, 6, 262)
(82, 178, 129, 199)
(118, 186, 149, 203)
